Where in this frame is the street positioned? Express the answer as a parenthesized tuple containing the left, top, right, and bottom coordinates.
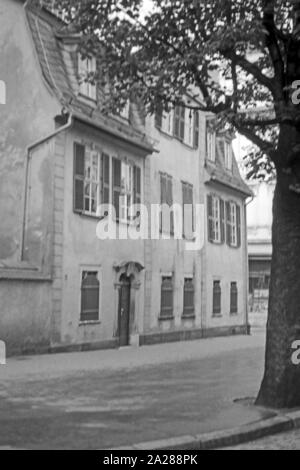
(223, 429, 300, 450)
(0, 332, 270, 450)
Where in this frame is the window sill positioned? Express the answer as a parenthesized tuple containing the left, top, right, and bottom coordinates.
(158, 315, 174, 321)
(182, 313, 196, 320)
(79, 320, 101, 326)
(212, 313, 222, 318)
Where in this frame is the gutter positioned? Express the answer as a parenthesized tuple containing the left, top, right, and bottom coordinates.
(21, 113, 74, 261)
(72, 112, 157, 155)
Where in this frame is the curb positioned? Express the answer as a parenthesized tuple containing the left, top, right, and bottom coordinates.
(108, 410, 300, 450)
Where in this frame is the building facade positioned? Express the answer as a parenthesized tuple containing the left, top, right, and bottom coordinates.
(247, 180, 275, 327)
(0, 0, 251, 354)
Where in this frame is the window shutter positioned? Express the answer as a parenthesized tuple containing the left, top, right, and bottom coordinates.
(237, 204, 241, 247)
(160, 277, 173, 317)
(230, 282, 238, 314)
(112, 157, 121, 220)
(183, 278, 194, 316)
(160, 174, 166, 232)
(101, 153, 110, 205)
(81, 271, 100, 322)
(179, 106, 185, 140)
(74, 142, 85, 212)
(155, 106, 163, 129)
(182, 183, 194, 239)
(194, 111, 200, 148)
(226, 201, 231, 246)
(207, 194, 214, 242)
(213, 281, 221, 315)
(133, 165, 141, 205)
(220, 198, 225, 244)
(167, 176, 174, 235)
(174, 106, 181, 138)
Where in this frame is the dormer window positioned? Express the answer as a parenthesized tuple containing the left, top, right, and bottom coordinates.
(78, 54, 97, 101)
(224, 141, 233, 171)
(206, 128, 216, 162)
(120, 100, 130, 120)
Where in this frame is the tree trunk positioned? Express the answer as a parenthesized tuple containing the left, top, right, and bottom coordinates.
(256, 137, 300, 408)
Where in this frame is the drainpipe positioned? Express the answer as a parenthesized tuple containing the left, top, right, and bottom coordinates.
(21, 113, 74, 261)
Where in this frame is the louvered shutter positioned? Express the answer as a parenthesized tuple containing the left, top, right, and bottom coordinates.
(220, 198, 225, 244)
(237, 204, 241, 247)
(226, 201, 231, 246)
(101, 153, 110, 205)
(167, 176, 174, 235)
(112, 157, 121, 220)
(194, 111, 200, 148)
(179, 107, 185, 140)
(74, 142, 85, 212)
(207, 195, 214, 242)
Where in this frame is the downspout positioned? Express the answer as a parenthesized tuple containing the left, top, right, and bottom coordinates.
(21, 113, 74, 261)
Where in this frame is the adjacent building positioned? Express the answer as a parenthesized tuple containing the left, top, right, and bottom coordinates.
(0, 0, 251, 354)
(247, 180, 275, 326)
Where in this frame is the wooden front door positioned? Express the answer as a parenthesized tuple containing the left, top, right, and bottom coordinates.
(118, 276, 131, 346)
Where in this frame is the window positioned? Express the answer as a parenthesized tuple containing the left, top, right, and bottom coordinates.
(207, 195, 225, 244)
(113, 159, 141, 222)
(182, 182, 194, 240)
(160, 276, 174, 318)
(206, 129, 216, 162)
(120, 162, 133, 222)
(80, 271, 100, 322)
(160, 173, 174, 235)
(183, 278, 195, 317)
(184, 109, 194, 147)
(155, 108, 199, 147)
(224, 141, 232, 170)
(73, 143, 141, 220)
(213, 280, 221, 316)
(120, 100, 130, 120)
(230, 282, 238, 314)
(174, 106, 185, 141)
(226, 202, 241, 247)
(78, 54, 97, 100)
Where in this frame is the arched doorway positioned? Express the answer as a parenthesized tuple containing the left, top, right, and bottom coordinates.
(118, 274, 132, 346)
(114, 261, 144, 347)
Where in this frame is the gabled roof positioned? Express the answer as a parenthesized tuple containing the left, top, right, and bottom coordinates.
(25, 4, 154, 153)
(205, 137, 253, 198)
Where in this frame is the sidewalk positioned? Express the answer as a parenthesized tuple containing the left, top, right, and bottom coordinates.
(0, 331, 279, 450)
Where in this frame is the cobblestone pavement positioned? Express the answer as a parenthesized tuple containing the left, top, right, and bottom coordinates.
(223, 429, 300, 450)
(0, 333, 267, 449)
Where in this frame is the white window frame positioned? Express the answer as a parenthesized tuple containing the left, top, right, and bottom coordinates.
(83, 147, 101, 216)
(78, 54, 97, 101)
(183, 108, 195, 147)
(79, 265, 102, 325)
(212, 196, 221, 243)
(161, 110, 174, 136)
(120, 161, 134, 223)
(225, 141, 233, 170)
(207, 130, 216, 162)
(229, 202, 238, 247)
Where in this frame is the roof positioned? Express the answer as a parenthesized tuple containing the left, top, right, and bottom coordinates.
(205, 137, 253, 198)
(25, 4, 154, 154)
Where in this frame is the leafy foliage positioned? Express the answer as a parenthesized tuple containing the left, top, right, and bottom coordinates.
(45, 0, 300, 179)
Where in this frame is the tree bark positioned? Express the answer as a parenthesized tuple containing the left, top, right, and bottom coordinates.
(256, 130, 300, 408)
